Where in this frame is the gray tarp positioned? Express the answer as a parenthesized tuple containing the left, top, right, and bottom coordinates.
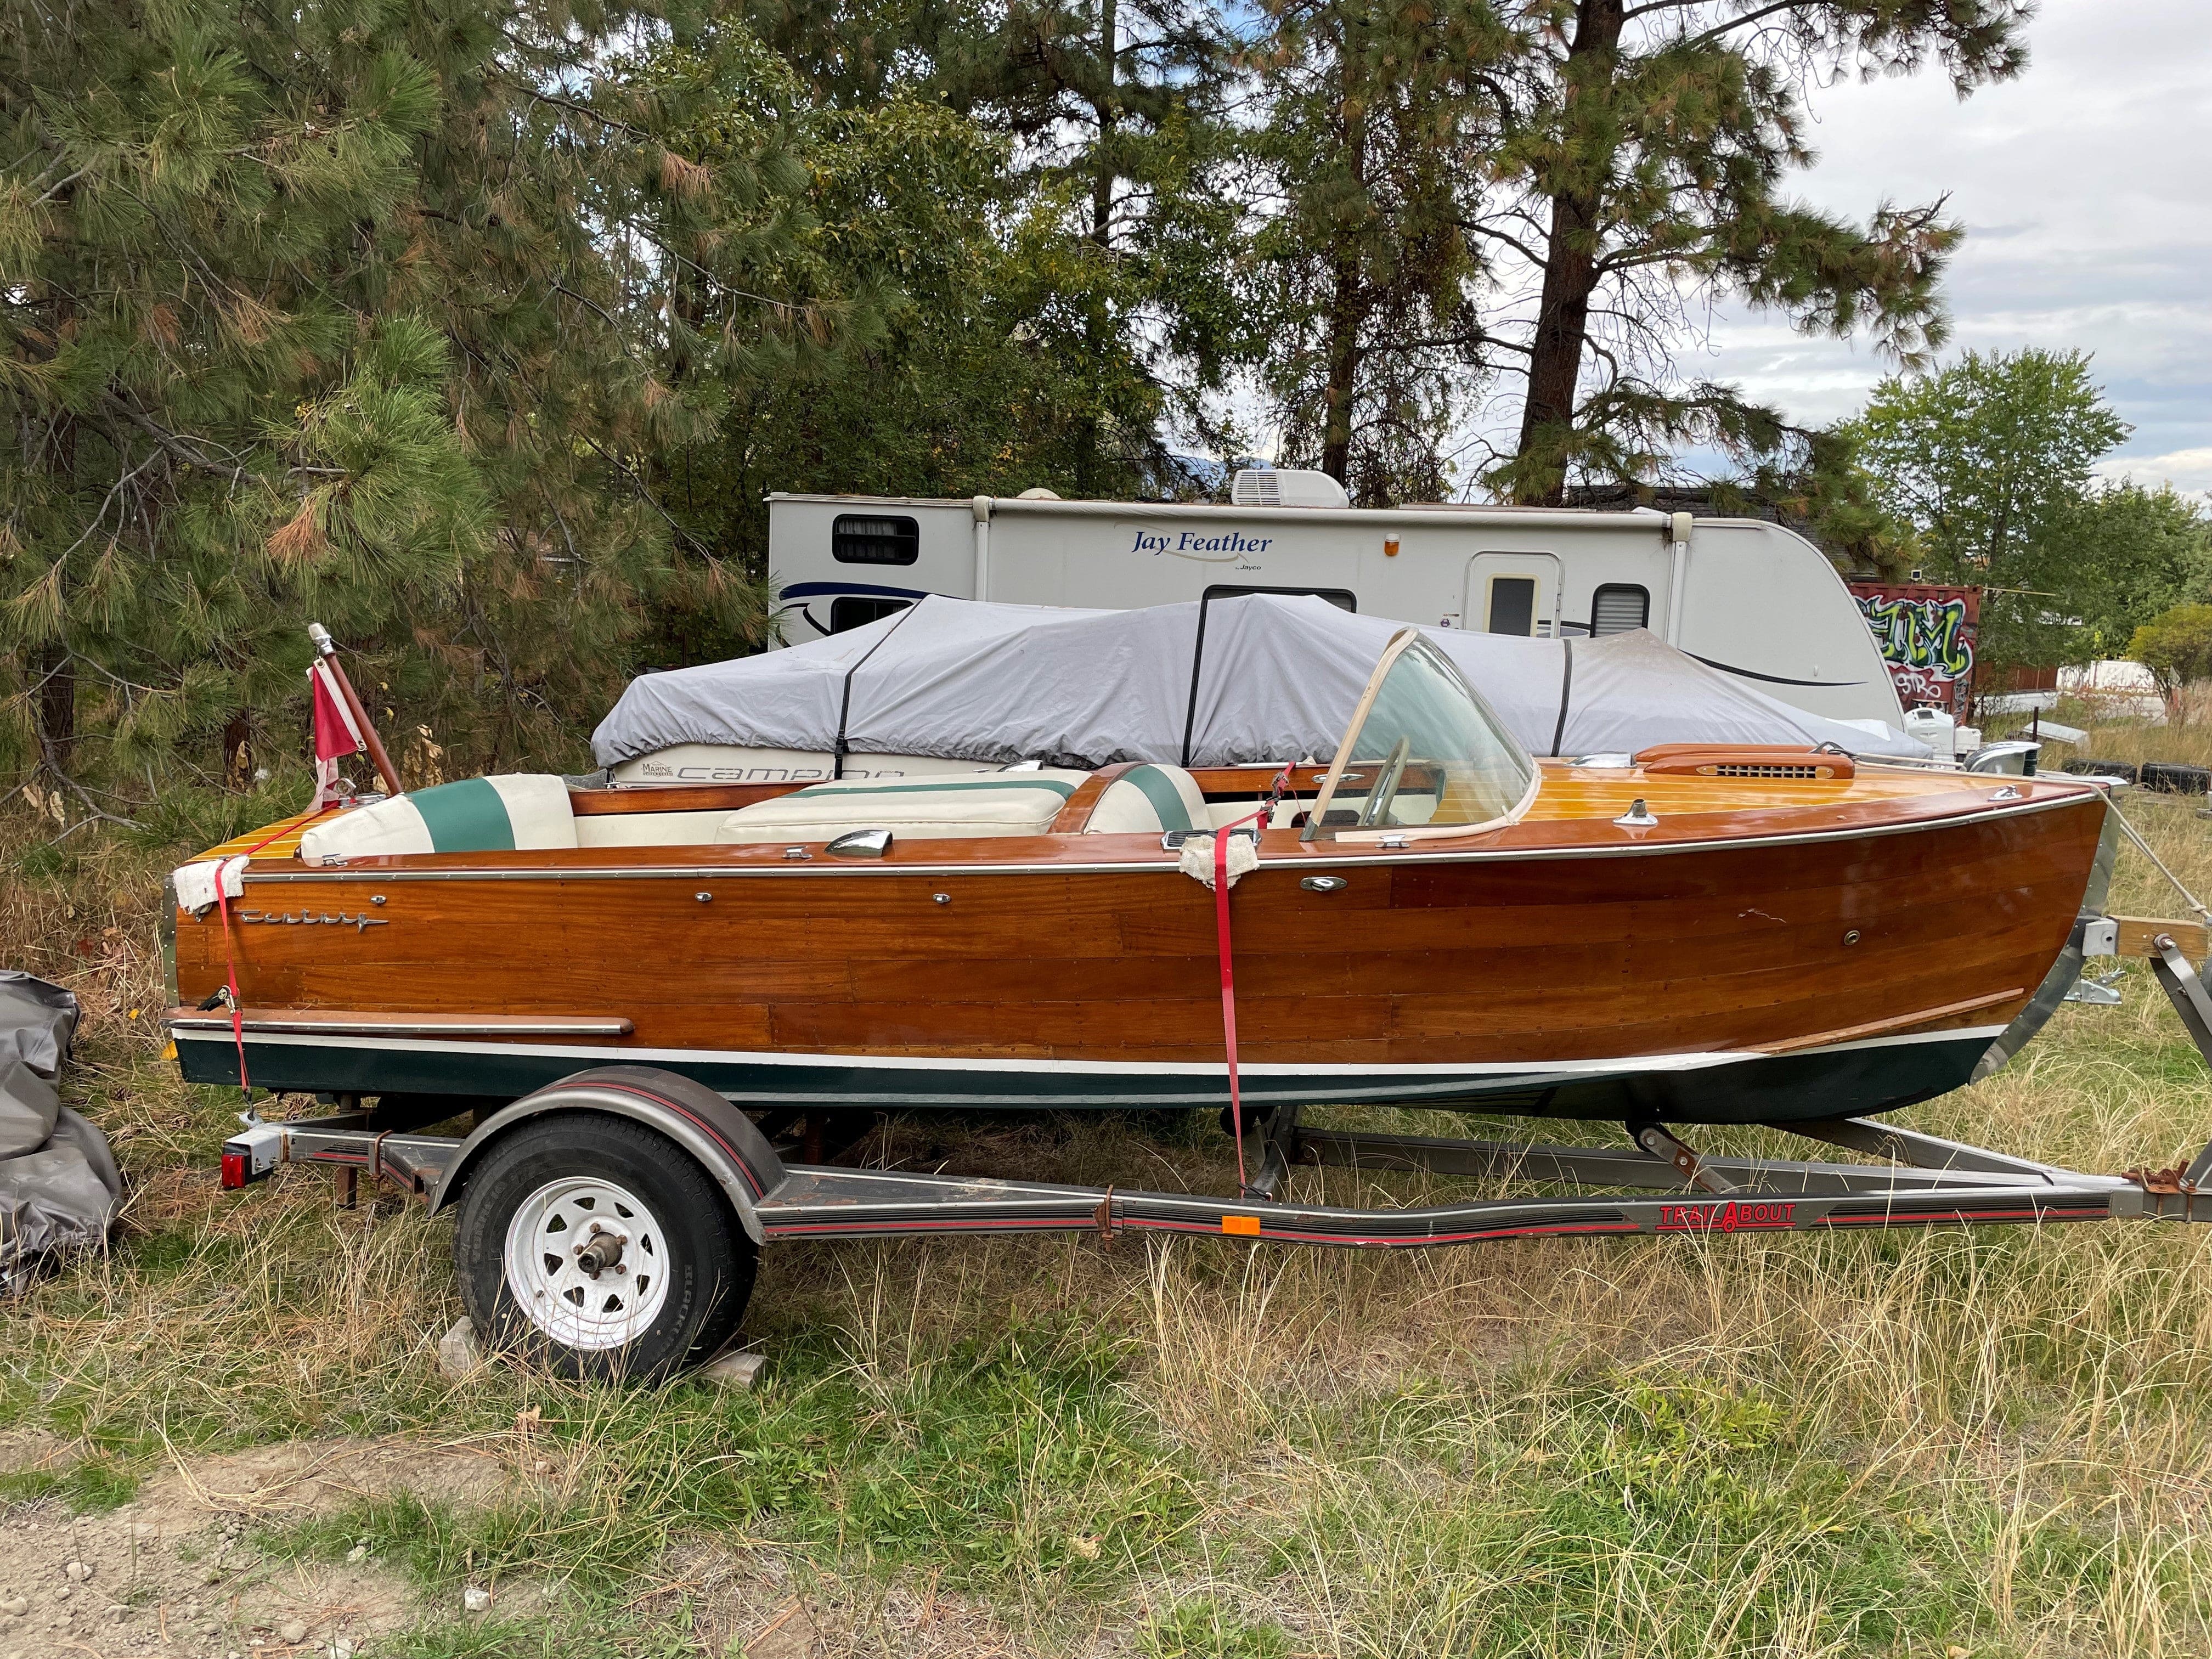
(1, 973, 120, 1291)
(592, 593, 1926, 771)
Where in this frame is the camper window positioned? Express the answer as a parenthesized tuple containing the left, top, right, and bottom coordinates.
(1486, 577, 1537, 635)
(830, 596, 911, 633)
(832, 514, 921, 566)
(1591, 584, 1650, 635)
(1201, 583, 1357, 612)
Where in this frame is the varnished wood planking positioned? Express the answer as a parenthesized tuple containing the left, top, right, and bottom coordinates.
(174, 775, 2109, 1067)
(207, 768, 2102, 874)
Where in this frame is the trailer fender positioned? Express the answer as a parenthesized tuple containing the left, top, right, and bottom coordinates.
(428, 1066, 785, 1245)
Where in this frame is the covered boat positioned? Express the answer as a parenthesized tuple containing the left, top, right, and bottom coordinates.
(586, 592, 1927, 785)
(163, 597, 2111, 1130)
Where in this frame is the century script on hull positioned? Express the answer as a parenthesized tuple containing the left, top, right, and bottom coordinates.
(238, 910, 389, 933)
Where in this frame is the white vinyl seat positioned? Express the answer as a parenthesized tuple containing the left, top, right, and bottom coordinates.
(1082, 764, 1208, 834)
(297, 775, 578, 863)
(713, 770, 1093, 843)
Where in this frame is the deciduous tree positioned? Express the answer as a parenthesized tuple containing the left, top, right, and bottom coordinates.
(1844, 348, 2131, 673)
(2130, 603, 2212, 724)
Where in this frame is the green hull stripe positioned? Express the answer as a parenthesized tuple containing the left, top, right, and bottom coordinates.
(796, 778, 1076, 800)
(172, 1030, 1990, 1123)
(1122, 765, 1193, 832)
(410, 778, 515, 853)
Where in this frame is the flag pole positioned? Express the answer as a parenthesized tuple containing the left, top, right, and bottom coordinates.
(307, 623, 404, 798)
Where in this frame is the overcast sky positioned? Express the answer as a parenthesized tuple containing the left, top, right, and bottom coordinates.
(1697, 0, 2211, 495)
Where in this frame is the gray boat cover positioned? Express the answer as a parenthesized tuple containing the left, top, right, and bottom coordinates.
(1, 972, 120, 1290)
(592, 594, 1926, 771)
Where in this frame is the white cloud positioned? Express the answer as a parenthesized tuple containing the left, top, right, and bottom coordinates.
(1702, 0, 2212, 459)
(2097, 447, 2212, 500)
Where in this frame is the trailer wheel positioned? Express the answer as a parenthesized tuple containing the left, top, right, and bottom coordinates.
(453, 1115, 756, 1381)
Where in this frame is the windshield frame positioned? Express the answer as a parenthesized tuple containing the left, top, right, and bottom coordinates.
(1302, 628, 1540, 845)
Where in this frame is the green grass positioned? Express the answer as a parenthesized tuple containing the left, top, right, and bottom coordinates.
(0, 1456, 141, 1513)
(258, 1325, 1198, 1595)
(5, 754, 2212, 1654)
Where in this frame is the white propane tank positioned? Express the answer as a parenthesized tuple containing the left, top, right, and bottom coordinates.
(1904, 706, 1958, 758)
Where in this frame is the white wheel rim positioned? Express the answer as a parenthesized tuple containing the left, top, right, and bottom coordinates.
(501, 1176, 672, 1351)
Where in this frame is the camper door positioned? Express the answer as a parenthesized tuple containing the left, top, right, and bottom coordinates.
(1466, 552, 1564, 637)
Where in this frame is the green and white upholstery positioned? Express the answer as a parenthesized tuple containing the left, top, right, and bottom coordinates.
(297, 776, 578, 864)
(1083, 764, 1207, 834)
(714, 770, 1092, 843)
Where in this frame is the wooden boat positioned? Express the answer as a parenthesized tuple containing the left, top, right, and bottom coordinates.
(163, 625, 2115, 1129)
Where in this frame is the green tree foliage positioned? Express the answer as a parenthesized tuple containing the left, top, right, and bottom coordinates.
(1, 0, 850, 802)
(1472, 0, 2029, 507)
(1248, 0, 1511, 503)
(2129, 603, 2212, 723)
(2057, 484, 2212, 661)
(0, 0, 2114, 804)
(1844, 348, 2134, 674)
(740, 0, 1251, 498)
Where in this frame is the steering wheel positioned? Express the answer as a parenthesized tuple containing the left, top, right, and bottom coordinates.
(1356, 736, 1412, 828)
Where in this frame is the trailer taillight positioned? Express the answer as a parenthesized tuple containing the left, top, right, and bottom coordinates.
(221, 1123, 284, 1188)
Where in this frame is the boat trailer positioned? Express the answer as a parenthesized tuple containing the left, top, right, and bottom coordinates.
(221, 934, 2212, 1249)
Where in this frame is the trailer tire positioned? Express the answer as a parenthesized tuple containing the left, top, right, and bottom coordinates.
(453, 1114, 756, 1383)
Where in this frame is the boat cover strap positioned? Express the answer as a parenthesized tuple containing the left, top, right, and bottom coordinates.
(1550, 640, 1574, 758)
(833, 597, 925, 777)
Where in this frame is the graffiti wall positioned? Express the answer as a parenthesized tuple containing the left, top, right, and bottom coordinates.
(1848, 584, 1979, 714)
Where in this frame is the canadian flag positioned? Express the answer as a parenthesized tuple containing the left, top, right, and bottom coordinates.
(308, 658, 367, 807)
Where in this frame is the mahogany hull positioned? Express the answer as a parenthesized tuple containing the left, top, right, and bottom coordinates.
(168, 782, 2112, 1125)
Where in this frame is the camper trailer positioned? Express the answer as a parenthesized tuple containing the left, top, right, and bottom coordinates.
(765, 471, 1908, 735)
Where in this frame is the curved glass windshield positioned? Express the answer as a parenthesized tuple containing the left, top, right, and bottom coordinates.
(1303, 633, 1537, 842)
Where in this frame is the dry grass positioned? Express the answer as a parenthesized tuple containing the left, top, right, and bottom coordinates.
(4, 724, 2212, 1655)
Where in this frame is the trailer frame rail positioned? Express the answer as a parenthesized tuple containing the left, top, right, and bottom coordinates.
(218, 931, 2212, 1246)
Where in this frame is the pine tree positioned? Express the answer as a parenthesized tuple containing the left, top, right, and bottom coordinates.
(741, 0, 1250, 496)
(1, 0, 845, 807)
(1476, 0, 2028, 506)
(1250, 0, 1513, 503)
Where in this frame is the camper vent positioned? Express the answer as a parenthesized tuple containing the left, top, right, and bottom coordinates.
(1231, 468, 1351, 510)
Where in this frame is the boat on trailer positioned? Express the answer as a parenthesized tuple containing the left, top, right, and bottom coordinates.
(163, 600, 2212, 1379)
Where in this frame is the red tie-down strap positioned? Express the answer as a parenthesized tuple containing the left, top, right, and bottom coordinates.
(206, 808, 324, 1100)
(215, 877, 251, 1097)
(1212, 769, 1292, 1195)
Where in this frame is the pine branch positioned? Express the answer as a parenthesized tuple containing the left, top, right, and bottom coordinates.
(97, 394, 345, 483)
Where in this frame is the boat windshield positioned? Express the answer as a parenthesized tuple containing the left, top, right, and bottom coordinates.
(1303, 631, 1537, 842)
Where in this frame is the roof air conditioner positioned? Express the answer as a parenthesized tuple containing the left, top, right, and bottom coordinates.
(1231, 468, 1350, 510)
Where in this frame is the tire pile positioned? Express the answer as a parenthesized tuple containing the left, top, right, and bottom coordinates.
(2062, 759, 2212, 793)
